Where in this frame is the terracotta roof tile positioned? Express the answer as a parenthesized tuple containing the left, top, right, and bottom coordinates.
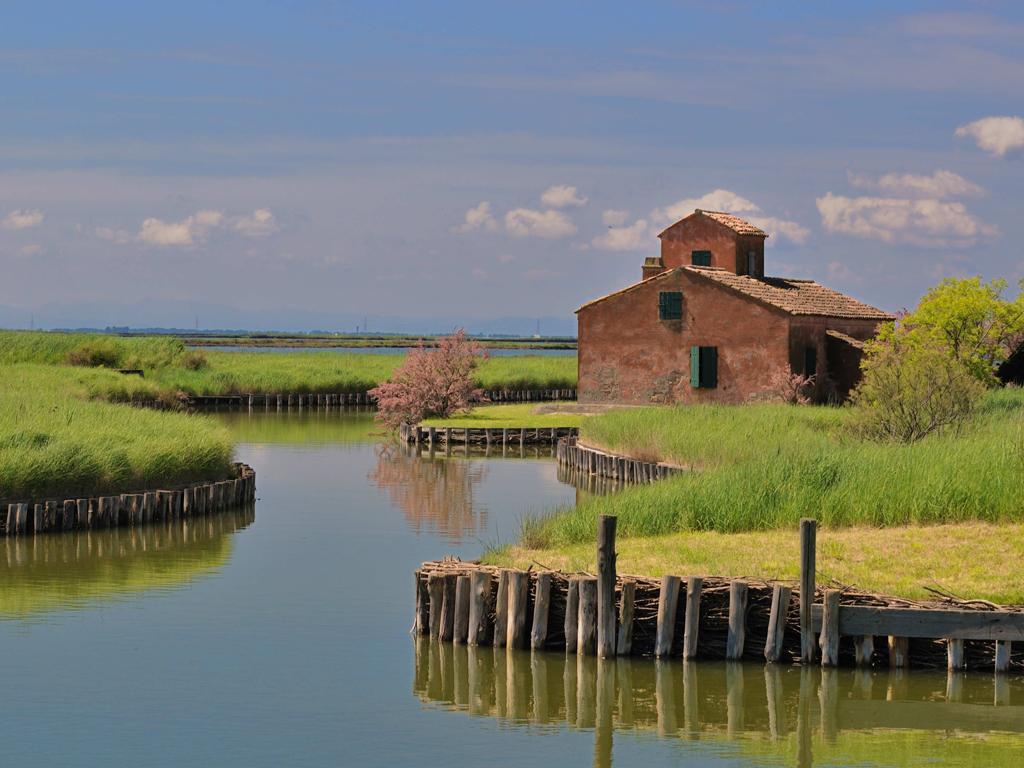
(685, 266, 894, 320)
(699, 210, 768, 237)
(826, 329, 867, 349)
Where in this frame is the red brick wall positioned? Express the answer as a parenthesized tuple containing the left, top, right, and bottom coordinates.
(577, 270, 792, 405)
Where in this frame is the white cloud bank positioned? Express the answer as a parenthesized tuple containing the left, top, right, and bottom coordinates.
(504, 207, 576, 238)
(849, 169, 984, 198)
(233, 208, 278, 237)
(96, 208, 277, 247)
(955, 116, 1024, 157)
(540, 184, 588, 208)
(452, 201, 500, 234)
(1, 209, 44, 230)
(816, 192, 996, 246)
(592, 189, 809, 251)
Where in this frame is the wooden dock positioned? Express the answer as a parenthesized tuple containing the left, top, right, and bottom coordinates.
(416, 518, 1024, 674)
(400, 424, 578, 447)
(187, 387, 577, 410)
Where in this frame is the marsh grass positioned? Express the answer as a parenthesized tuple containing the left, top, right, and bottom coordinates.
(420, 403, 587, 428)
(0, 365, 233, 499)
(520, 389, 1024, 548)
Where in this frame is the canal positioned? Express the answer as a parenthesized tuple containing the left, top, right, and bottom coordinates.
(0, 410, 1021, 766)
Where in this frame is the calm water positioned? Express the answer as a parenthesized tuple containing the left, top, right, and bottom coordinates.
(0, 410, 1021, 766)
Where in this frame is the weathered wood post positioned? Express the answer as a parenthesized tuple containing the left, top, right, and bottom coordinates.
(577, 577, 598, 655)
(531, 572, 552, 649)
(995, 640, 1012, 675)
(799, 518, 817, 664)
(439, 573, 457, 642)
(467, 570, 493, 646)
(854, 635, 874, 667)
(413, 570, 429, 635)
(888, 636, 909, 668)
(596, 515, 617, 658)
(427, 573, 445, 639)
(764, 584, 792, 663)
(507, 571, 530, 649)
(726, 580, 748, 660)
(947, 639, 965, 671)
(820, 589, 841, 667)
(616, 580, 635, 656)
(453, 574, 471, 644)
(655, 575, 681, 658)
(564, 576, 580, 654)
(493, 570, 510, 648)
(682, 576, 702, 659)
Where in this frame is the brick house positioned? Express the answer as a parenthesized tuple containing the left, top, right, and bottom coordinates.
(577, 209, 893, 405)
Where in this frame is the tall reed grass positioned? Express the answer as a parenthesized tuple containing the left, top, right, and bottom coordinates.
(522, 389, 1024, 547)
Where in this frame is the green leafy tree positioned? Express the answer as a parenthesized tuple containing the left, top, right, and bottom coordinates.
(904, 277, 1024, 385)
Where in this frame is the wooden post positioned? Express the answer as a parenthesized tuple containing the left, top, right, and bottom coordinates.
(413, 570, 429, 635)
(439, 573, 458, 642)
(507, 570, 530, 650)
(564, 576, 580, 654)
(655, 575, 681, 658)
(820, 589, 841, 667)
(616, 580, 635, 656)
(764, 584, 791, 663)
(577, 577, 598, 656)
(453, 575, 471, 644)
(888, 636, 909, 668)
(726, 580, 748, 660)
(799, 518, 817, 664)
(947, 638, 965, 671)
(427, 574, 444, 639)
(854, 635, 874, 667)
(531, 572, 552, 649)
(596, 515, 617, 658)
(467, 570, 493, 646)
(682, 576, 702, 659)
(493, 570, 510, 648)
(995, 640, 1012, 675)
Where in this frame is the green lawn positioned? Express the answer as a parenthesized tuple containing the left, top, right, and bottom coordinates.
(0, 364, 234, 499)
(421, 403, 587, 428)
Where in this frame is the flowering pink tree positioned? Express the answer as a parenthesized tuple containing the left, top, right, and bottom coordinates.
(370, 330, 486, 428)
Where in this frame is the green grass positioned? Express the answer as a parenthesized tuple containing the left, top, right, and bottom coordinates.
(421, 403, 587, 428)
(0, 364, 234, 500)
(0, 331, 577, 397)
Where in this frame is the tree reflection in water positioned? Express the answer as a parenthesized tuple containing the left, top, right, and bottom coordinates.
(413, 638, 1024, 768)
(370, 444, 490, 545)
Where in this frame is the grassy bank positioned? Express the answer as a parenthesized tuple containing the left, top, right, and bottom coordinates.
(421, 403, 587, 429)
(0, 364, 234, 500)
(0, 331, 577, 397)
(487, 388, 1024, 602)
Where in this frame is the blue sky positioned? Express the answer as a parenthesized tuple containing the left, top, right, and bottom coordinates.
(1, 1, 1022, 331)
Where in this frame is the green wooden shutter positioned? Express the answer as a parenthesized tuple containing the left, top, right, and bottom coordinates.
(691, 251, 712, 267)
(701, 347, 718, 388)
(690, 346, 701, 387)
(659, 291, 682, 320)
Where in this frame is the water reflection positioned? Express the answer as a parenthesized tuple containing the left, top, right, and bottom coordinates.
(0, 507, 255, 618)
(413, 640, 1024, 767)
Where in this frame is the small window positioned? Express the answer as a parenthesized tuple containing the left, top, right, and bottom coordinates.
(803, 346, 817, 378)
(747, 251, 758, 277)
(691, 250, 712, 267)
(690, 346, 718, 388)
(658, 291, 683, 320)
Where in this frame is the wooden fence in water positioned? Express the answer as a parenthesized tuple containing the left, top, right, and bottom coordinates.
(556, 437, 682, 483)
(1, 463, 256, 536)
(400, 424, 578, 447)
(415, 518, 1024, 674)
(187, 388, 576, 410)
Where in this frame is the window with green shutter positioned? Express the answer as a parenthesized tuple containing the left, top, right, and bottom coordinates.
(690, 345, 719, 388)
(658, 291, 683, 320)
(691, 250, 712, 267)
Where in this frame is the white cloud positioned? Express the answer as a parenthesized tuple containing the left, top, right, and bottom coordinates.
(1, 209, 44, 230)
(138, 209, 224, 246)
(601, 209, 630, 227)
(849, 169, 984, 198)
(592, 189, 808, 250)
(955, 116, 1024, 157)
(452, 201, 500, 234)
(233, 208, 278, 237)
(816, 192, 996, 246)
(504, 208, 576, 238)
(540, 184, 588, 208)
(592, 217, 651, 251)
(95, 226, 132, 244)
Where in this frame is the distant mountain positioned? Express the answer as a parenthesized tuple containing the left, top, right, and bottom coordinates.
(0, 299, 577, 337)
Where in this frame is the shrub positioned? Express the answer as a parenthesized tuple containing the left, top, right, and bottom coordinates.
(850, 328, 984, 443)
(181, 350, 208, 371)
(369, 330, 485, 428)
(66, 339, 122, 368)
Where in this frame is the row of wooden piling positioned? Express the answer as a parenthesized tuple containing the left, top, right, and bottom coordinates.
(0, 463, 255, 536)
(401, 424, 578, 446)
(188, 388, 577, 410)
(417, 518, 1024, 673)
(555, 438, 681, 483)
